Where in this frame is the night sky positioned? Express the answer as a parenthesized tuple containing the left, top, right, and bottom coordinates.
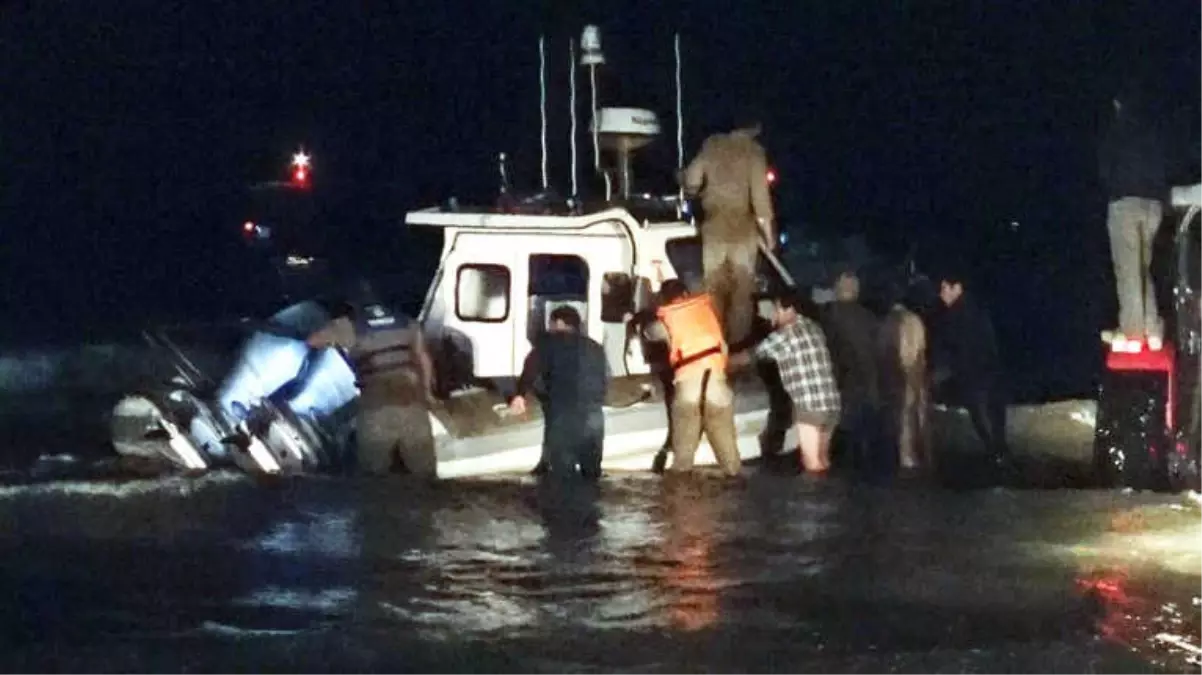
(0, 1, 1198, 391)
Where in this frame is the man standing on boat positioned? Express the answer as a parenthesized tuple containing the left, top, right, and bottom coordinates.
(641, 279, 743, 478)
(681, 113, 776, 350)
(1098, 86, 1168, 348)
(306, 280, 438, 477)
(509, 306, 611, 482)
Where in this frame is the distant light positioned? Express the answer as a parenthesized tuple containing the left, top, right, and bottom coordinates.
(1009, 221, 1020, 231)
(291, 149, 311, 186)
(243, 221, 255, 232)
(766, 169, 777, 185)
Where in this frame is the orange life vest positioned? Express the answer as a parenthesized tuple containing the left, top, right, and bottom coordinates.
(655, 293, 727, 379)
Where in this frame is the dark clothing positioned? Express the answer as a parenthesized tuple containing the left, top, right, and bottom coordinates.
(835, 400, 883, 474)
(545, 408, 605, 481)
(1100, 113, 1166, 202)
(820, 300, 881, 408)
(821, 300, 882, 474)
(517, 332, 611, 479)
(962, 381, 1009, 463)
(932, 297, 1001, 389)
(932, 296, 1009, 460)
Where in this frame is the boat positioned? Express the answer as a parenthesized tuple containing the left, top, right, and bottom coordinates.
(108, 26, 820, 478)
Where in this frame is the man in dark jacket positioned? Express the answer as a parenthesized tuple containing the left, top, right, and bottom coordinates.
(819, 270, 881, 472)
(931, 273, 1009, 465)
(1099, 88, 1167, 347)
(509, 306, 610, 482)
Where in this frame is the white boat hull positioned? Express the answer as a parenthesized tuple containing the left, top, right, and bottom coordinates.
(431, 382, 788, 479)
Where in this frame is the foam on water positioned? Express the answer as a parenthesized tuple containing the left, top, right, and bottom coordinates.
(0, 467, 246, 500)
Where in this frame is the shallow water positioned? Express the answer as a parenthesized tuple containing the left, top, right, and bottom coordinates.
(0, 465, 1196, 673)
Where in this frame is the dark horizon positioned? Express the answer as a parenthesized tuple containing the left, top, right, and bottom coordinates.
(0, 0, 1197, 376)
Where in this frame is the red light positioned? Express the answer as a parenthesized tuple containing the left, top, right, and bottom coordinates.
(243, 221, 255, 233)
(293, 167, 307, 184)
(766, 169, 777, 185)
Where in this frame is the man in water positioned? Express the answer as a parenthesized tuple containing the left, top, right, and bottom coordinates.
(641, 279, 743, 478)
(730, 290, 841, 474)
(1099, 88, 1167, 348)
(509, 306, 610, 482)
(877, 287, 931, 473)
(819, 270, 881, 472)
(306, 281, 437, 477)
(930, 272, 1009, 468)
(681, 114, 775, 349)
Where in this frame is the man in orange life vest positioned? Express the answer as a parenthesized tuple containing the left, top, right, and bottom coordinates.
(641, 279, 743, 477)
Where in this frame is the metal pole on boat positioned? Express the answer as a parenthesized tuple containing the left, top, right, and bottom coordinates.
(569, 38, 578, 198)
(675, 33, 685, 213)
(539, 35, 549, 191)
(581, 25, 605, 196)
(590, 65, 600, 175)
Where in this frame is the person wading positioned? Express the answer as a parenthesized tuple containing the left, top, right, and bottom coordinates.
(820, 269, 882, 473)
(642, 279, 743, 478)
(509, 306, 610, 483)
(931, 272, 1009, 469)
(877, 289, 931, 473)
(307, 280, 437, 477)
(730, 290, 841, 474)
(681, 114, 776, 350)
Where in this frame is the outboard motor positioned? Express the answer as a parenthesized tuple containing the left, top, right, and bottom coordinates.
(214, 300, 332, 425)
(215, 332, 312, 424)
(259, 346, 361, 471)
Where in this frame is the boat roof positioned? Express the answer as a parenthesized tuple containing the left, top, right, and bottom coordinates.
(404, 193, 693, 232)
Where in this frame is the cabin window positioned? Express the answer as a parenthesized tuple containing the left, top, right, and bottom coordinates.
(601, 272, 635, 323)
(455, 264, 510, 322)
(528, 254, 590, 336)
(529, 254, 589, 296)
(663, 235, 789, 296)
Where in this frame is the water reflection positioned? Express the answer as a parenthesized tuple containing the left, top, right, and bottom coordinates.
(0, 470, 1196, 672)
(658, 478, 725, 632)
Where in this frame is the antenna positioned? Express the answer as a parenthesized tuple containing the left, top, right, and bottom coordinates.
(539, 35, 548, 191)
(498, 152, 510, 195)
(569, 38, 578, 197)
(581, 25, 605, 181)
(675, 33, 684, 208)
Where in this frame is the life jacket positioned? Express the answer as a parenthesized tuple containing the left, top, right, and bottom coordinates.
(352, 304, 415, 379)
(655, 293, 727, 379)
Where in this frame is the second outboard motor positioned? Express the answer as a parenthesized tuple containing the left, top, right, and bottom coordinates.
(264, 347, 361, 469)
(215, 332, 311, 424)
(214, 300, 332, 425)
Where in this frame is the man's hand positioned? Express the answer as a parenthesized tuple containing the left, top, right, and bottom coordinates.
(508, 395, 528, 416)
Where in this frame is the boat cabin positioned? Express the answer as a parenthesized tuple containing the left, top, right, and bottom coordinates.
(406, 202, 795, 397)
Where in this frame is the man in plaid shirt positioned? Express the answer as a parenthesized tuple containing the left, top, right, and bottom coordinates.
(730, 290, 841, 473)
